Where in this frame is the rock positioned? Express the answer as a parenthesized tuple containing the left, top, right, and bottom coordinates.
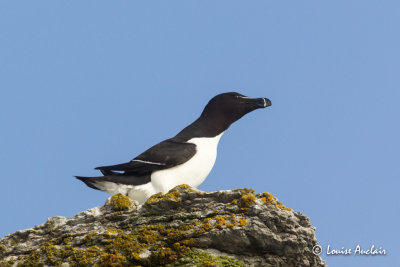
(0, 185, 326, 266)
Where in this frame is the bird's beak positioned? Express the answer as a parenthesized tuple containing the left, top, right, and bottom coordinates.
(260, 98, 272, 108)
(249, 97, 271, 108)
(238, 96, 272, 108)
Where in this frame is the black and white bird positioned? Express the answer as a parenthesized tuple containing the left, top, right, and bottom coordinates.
(76, 92, 271, 203)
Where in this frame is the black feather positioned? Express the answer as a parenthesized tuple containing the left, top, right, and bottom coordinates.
(75, 174, 151, 189)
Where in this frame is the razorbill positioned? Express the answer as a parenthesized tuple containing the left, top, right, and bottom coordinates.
(76, 92, 271, 203)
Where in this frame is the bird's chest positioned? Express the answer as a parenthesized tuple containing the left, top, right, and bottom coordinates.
(151, 133, 223, 192)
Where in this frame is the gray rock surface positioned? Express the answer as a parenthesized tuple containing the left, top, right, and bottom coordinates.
(0, 185, 326, 266)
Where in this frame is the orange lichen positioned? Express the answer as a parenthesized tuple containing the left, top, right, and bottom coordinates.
(239, 213, 247, 226)
(240, 193, 256, 209)
(260, 192, 293, 211)
(12, 187, 275, 266)
(215, 215, 228, 229)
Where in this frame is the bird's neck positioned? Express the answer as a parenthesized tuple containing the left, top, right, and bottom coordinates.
(175, 115, 230, 140)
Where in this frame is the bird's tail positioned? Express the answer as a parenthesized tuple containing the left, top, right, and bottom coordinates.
(75, 174, 151, 194)
(75, 176, 107, 191)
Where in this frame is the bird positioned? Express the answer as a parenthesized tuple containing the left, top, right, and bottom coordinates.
(75, 92, 271, 204)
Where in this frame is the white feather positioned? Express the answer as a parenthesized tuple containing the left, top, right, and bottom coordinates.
(151, 132, 224, 193)
(93, 132, 224, 204)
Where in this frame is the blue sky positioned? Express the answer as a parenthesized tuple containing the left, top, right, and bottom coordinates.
(1, 1, 399, 266)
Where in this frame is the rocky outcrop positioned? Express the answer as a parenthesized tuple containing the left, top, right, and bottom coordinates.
(0, 185, 326, 266)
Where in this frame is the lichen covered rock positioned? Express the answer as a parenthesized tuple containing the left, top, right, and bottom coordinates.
(0, 185, 326, 266)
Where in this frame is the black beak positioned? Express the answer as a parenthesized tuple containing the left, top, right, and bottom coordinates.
(238, 96, 272, 108)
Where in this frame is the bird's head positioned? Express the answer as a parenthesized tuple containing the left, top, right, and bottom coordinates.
(200, 92, 271, 127)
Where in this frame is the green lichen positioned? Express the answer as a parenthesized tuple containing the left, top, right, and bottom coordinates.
(17, 250, 42, 267)
(167, 249, 245, 267)
(0, 261, 13, 267)
(94, 223, 198, 266)
(8, 257, 16, 265)
(10, 238, 20, 246)
(0, 244, 5, 256)
(107, 194, 132, 211)
(9, 186, 292, 266)
(44, 218, 56, 233)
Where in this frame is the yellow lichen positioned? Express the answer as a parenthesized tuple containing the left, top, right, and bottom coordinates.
(145, 184, 199, 205)
(96, 223, 197, 266)
(164, 227, 187, 242)
(58, 244, 73, 259)
(260, 192, 293, 211)
(82, 232, 98, 246)
(98, 253, 125, 267)
(169, 184, 192, 191)
(102, 231, 142, 259)
(239, 188, 255, 195)
(145, 192, 163, 204)
(240, 193, 256, 209)
(154, 247, 179, 265)
(166, 191, 181, 202)
(104, 228, 121, 237)
(145, 191, 181, 204)
(200, 218, 213, 233)
(178, 223, 196, 232)
(228, 213, 238, 228)
(202, 260, 217, 266)
(107, 194, 132, 211)
(214, 214, 239, 229)
(63, 236, 73, 245)
(17, 250, 42, 267)
(239, 213, 247, 226)
(215, 215, 227, 229)
(137, 227, 159, 244)
(68, 246, 99, 267)
(41, 242, 61, 266)
(11, 187, 275, 266)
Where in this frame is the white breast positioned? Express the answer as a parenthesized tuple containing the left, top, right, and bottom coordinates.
(150, 132, 224, 193)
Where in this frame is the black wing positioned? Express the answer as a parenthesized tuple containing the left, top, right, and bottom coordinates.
(95, 138, 196, 176)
